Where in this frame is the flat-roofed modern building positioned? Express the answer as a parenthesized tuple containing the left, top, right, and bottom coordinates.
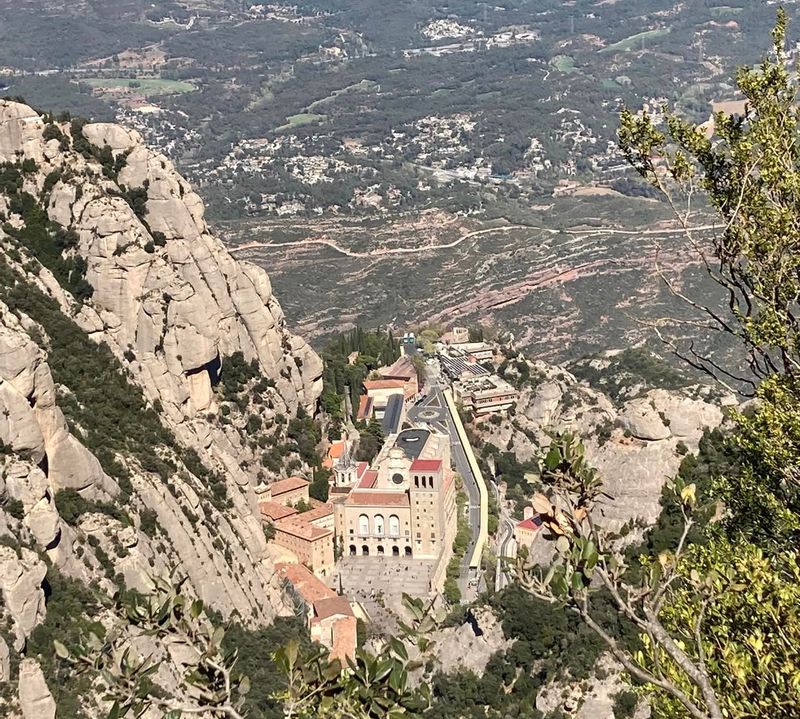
(453, 375, 518, 415)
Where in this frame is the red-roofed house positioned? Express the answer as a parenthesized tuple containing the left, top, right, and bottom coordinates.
(363, 378, 406, 408)
(273, 516, 335, 577)
(312, 598, 358, 665)
(270, 476, 310, 506)
(277, 563, 356, 663)
(514, 515, 543, 548)
(259, 501, 298, 523)
(266, 498, 335, 577)
(378, 355, 419, 399)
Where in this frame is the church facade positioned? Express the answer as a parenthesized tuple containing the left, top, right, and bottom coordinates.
(330, 432, 458, 562)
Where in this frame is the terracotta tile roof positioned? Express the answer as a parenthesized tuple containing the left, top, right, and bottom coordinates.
(270, 476, 310, 496)
(517, 515, 543, 532)
(259, 501, 298, 522)
(299, 503, 334, 523)
(275, 518, 332, 541)
(346, 491, 410, 507)
(356, 461, 369, 478)
(356, 395, 373, 421)
(328, 441, 345, 459)
(363, 379, 406, 391)
(357, 470, 379, 489)
(323, 441, 345, 469)
(277, 563, 336, 603)
(379, 356, 416, 380)
(313, 596, 354, 620)
(410, 459, 443, 472)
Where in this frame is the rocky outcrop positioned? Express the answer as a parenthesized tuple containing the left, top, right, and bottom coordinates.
(432, 607, 512, 675)
(0, 99, 323, 632)
(0, 103, 44, 164)
(481, 357, 727, 529)
(18, 659, 56, 719)
(0, 547, 46, 650)
(0, 303, 117, 501)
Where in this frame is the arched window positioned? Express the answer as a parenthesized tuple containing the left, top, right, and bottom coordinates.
(404, 546, 412, 557)
(358, 514, 369, 536)
(349, 545, 357, 556)
(392, 546, 400, 557)
(362, 545, 370, 556)
(389, 515, 400, 537)
(374, 514, 385, 536)
(377, 545, 385, 555)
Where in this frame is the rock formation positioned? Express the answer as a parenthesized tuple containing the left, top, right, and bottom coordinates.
(476, 354, 728, 529)
(0, 99, 323, 714)
(18, 659, 56, 719)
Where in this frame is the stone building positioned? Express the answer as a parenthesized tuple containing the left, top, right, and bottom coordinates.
(277, 563, 357, 663)
(258, 477, 335, 577)
(330, 433, 457, 562)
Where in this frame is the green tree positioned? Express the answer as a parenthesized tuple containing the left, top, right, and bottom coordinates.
(517, 14, 800, 719)
(58, 577, 429, 719)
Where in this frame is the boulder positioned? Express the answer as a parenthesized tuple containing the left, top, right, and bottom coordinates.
(0, 547, 47, 647)
(619, 398, 671, 441)
(18, 659, 56, 719)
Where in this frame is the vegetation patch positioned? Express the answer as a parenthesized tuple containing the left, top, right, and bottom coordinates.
(550, 54, 576, 73)
(275, 112, 327, 132)
(79, 77, 196, 95)
(600, 27, 671, 53)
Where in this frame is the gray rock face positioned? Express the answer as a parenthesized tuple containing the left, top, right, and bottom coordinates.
(18, 659, 56, 719)
(484, 358, 727, 530)
(0, 99, 324, 625)
(0, 547, 47, 649)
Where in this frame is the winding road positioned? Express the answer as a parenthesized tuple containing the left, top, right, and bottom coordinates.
(228, 221, 718, 259)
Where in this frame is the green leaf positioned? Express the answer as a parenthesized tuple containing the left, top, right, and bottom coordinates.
(544, 446, 561, 471)
(212, 625, 225, 647)
(53, 640, 70, 659)
(374, 658, 394, 682)
(389, 637, 408, 661)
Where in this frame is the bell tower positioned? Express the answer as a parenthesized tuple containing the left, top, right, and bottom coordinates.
(333, 440, 357, 488)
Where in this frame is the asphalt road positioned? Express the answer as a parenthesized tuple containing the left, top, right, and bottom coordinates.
(408, 373, 482, 601)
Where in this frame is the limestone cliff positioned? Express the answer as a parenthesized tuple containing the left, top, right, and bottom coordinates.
(0, 99, 324, 711)
(474, 350, 730, 531)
